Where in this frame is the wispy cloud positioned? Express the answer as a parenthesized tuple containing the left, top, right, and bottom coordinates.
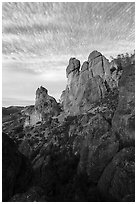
(2, 2, 135, 106)
(2, 2, 135, 59)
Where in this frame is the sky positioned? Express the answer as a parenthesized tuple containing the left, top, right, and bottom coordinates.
(2, 2, 135, 107)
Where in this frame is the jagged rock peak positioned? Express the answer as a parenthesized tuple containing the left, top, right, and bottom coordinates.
(35, 86, 58, 112)
(88, 50, 102, 62)
(35, 86, 49, 102)
(61, 50, 123, 115)
(36, 86, 48, 97)
(66, 57, 80, 77)
(81, 61, 89, 72)
(24, 85, 61, 126)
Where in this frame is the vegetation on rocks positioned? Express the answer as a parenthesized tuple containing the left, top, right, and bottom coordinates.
(2, 51, 135, 202)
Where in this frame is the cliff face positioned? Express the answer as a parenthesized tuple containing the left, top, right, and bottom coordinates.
(61, 50, 121, 115)
(112, 63, 135, 145)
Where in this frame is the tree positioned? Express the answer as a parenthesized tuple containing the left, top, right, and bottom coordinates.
(125, 52, 131, 65)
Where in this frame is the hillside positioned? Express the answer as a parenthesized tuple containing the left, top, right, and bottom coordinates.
(2, 50, 135, 202)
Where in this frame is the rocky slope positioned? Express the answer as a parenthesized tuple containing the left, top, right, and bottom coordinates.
(2, 132, 32, 201)
(2, 50, 135, 202)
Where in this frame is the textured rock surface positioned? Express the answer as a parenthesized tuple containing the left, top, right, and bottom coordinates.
(10, 186, 46, 202)
(66, 58, 80, 77)
(112, 64, 135, 146)
(61, 50, 121, 115)
(2, 51, 135, 202)
(78, 131, 119, 183)
(88, 50, 110, 81)
(18, 139, 33, 159)
(98, 147, 135, 201)
(35, 86, 60, 116)
(24, 86, 61, 126)
(2, 132, 32, 201)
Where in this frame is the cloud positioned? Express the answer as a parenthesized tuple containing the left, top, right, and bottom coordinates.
(2, 55, 69, 75)
(2, 2, 135, 59)
(2, 2, 135, 106)
(2, 59, 67, 106)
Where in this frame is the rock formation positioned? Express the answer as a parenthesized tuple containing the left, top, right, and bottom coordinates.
(2, 50, 135, 202)
(61, 50, 121, 115)
(24, 86, 61, 126)
(112, 63, 135, 146)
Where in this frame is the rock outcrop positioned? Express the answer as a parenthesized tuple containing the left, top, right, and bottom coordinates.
(61, 50, 121, 115)
(88, 50, 110, 81)
(112, 64, 135, 146)
(97, 63, 135, 201)
(24, 86, 61, 126)
(2, 50, 135, 202)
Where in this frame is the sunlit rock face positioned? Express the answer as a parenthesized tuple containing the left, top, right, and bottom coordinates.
(61, 50, 121, 115)
(88, 50, 110, 80)
(24, 86, 60, 126)
(35, 86, 60, 117)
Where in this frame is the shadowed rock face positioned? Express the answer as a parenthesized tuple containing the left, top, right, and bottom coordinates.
(78, 130, 119, 184)
(112, 64, 135, 146)
(2, 132, 32, 201)
(98, 147, 135, 201)
(61, 50, 121, 115)
(10, 186, 46, 202)
(96, 63, 135, 201)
